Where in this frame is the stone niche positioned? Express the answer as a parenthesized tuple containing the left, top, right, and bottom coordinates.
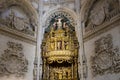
(0, 5, 36, 37)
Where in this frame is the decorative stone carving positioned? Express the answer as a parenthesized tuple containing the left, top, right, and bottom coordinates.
(0, 8, 35, 36)
(0, 0, 38, 37)
(44, 11, 76, 30)
(85, 0, 120, 33)
(91, 34, 120, 77)
(90, 6, 105, 26)
(0, 41, 28, 77)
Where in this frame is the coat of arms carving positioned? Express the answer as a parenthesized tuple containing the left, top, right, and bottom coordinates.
(0, 41, 28, 77)
(91, 34, 120, 77)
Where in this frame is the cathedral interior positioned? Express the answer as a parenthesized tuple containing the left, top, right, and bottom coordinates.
(0, 0, 120, 80)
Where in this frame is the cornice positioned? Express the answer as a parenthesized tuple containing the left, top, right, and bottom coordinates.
(83, 15, 120, 42)
(0, 26, 37, 45)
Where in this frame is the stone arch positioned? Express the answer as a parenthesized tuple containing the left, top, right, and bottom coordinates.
(80, 0, 120, 23)
(0, 0, 38, 21)
(80, 0, 120, 39)
(80, 0, 96, 22)
(0, 0, 38, 36)
(42, 6, 78, 29)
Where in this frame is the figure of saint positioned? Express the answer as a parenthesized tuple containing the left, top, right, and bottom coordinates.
(9, 10, 15, 27)
(51, 42, 55, 50)
(64, 41, 69, 50)
(57, 41, 62, 50)
(53, 22, 57, 30)
(57, 18, 62, 29)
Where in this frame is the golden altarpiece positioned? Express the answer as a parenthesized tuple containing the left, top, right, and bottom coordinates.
(41, 16, 79, 80)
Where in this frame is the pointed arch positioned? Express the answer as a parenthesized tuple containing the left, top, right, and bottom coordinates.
(0, 0, 38, 24)
(42, 6, 78, 28)
(80, 0, 96, 22)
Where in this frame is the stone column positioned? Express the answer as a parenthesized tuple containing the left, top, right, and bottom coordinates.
(35, 0, 44, 80)
(75, 9, 87, 80)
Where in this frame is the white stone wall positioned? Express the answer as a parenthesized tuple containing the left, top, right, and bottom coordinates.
(0, 34, 36, 80)
(84, 26, 120, 80)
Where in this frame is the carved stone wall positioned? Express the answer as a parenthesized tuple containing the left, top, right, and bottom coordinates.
(0, 34, 36, 80)
(84, 0, 120, 37)
(0, 0, 38, 37)
(91, 34, 120, 77)
(0, 41, 28, 77)
(84, 25, 120, 80)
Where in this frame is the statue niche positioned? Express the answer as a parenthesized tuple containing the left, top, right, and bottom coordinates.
(41, 16, 79, 80)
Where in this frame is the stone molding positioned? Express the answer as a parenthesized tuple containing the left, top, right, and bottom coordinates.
(0, 26, 37, 45)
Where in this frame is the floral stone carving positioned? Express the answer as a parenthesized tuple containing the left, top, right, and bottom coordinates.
(91, 34, 120, 77)
(0, 41, 28, 77)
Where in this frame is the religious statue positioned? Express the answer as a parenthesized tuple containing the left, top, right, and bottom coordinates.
(57, 18, 62, 29)
(8, 9, 15, 27)
(57, 41, 62, 50)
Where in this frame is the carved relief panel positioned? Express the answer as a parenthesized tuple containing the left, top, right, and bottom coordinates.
(85, 0, 120, 33)
(91, 34, 120, 77)
(0, 41, 28, 77)
(0, 0, 38, 37)
(0, 6, 36, 36)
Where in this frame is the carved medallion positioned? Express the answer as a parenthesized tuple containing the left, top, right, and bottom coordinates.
(0, 41, 28, 77)
(90, 6, 105, 26)
(94, 51, 112, 70)
(91, 34, 120, 77)
(14, 17, 26, 31)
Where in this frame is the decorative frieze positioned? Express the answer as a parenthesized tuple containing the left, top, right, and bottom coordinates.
(0, 41, 28, 77)
(91, 34, 120, 77)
